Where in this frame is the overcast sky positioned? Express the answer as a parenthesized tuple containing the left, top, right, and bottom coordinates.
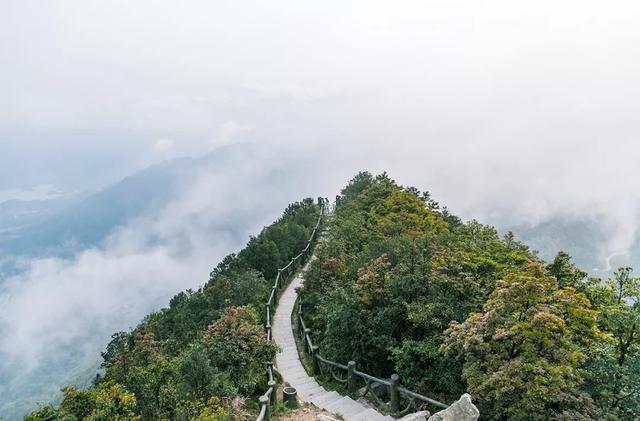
(2, 0, 640, 245)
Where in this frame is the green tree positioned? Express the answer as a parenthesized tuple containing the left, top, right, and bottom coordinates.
(205, 269, 268, 309)
(24, 405, 74, 421)
(583, 267, 640, 419)
(174, 397, 230, 421)
(202, 306, 278, 395)
(353, 254, 392, 307)
(122, 359, 175, 419)
(86, 382, 139, 421)
(101, 332, 134, 383)
(60, 386, 97, 419)
(176, 343, 236, 400)
(546, 251, 587, 289)
(442, 262, 599, 420)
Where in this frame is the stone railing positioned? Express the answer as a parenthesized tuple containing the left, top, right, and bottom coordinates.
(255, 199, 326, 421)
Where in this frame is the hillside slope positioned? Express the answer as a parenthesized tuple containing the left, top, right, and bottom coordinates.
(300, 172, 639, 421)
(24, 198, 322, 420)
(23, 172, 640, 421)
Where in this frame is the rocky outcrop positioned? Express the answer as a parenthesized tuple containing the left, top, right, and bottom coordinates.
(427, 394, 479, 421)
(399, 410, 431, 420)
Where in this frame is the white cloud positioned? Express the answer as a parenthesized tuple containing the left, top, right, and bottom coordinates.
(0, 185, 61, 203)
(152, 138, 175, 153)
(213, 120, 250, 147)
(0, 0, 639, 276)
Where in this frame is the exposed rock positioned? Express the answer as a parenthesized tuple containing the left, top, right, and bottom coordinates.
(399, 410, 431, 420)
(428, 394, 479, 421)
(315, 414, 341, 421)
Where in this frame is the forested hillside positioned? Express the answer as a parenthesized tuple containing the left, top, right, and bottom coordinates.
(25, 198, 321, 420)
(24, 173, 640, 421)
(300, 172, 640, 421)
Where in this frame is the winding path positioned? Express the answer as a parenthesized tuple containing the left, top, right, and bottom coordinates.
(272, 259, 394, 421)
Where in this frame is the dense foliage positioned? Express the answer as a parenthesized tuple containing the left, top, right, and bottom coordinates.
(301, 172, 640, 420)
(26, 198, 321, 420)
(25, 172, 640, 420)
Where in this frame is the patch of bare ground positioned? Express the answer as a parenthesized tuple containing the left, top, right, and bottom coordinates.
(274, 402, 340, 421)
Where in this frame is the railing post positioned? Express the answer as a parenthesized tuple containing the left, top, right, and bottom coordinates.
(348, 361, 357, 393)
(267, 362, 273, 380)
(265, 304, 271, 324)
(259, 395, 270, 421)
(298, 302, 303, 334)
(311, 345, 320, 374)
(304, 328, 311, 353)
(299, 321, 305, 342)
(390, 373, 400, 414)
(268, 380, 277, 407)
(277, 269, 282, 288)
(272, 287, 278, 305)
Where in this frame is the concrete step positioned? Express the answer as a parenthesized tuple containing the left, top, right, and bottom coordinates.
(324, 395, 353, 413)
(351, 408, 385, 421)
(289, 376, 318, 388)
(296, 381, 323, 393)
(297, 385, 325, 400)
(330, 396, 367, 418)
(312, 390, 343, 408)
(277, 364, 305, 374)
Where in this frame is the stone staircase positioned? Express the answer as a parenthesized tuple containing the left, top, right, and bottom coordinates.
(272, 261, 394, 421)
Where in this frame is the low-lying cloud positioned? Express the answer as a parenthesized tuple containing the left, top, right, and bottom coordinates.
(0, 144, 329, 416)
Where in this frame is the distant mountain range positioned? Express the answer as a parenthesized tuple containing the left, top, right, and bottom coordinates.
(503, 215, 639, 278)
(0, 143, 266, 262)
(0, 155, 200, 281)
(0, 194, 83, 236)
(3, 164, 635, 281)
